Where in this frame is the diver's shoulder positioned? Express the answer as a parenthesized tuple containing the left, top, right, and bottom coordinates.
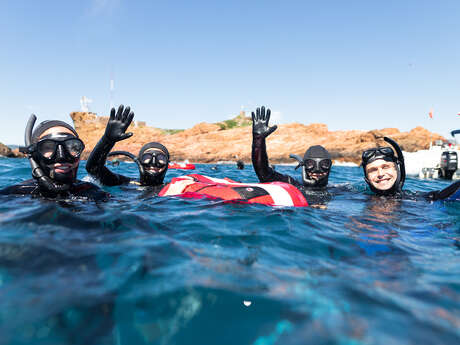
(74, 180, 101, 189)
(72, 180, 109, 200)
(0, 179, 38, 195)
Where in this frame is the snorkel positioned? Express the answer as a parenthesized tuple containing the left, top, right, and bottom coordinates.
(290, 154, 324, 187)
(107, 151, 145, 179)
(289, 145, 331, 188)
(362, 136, 405, 196)
(137, 143, 170, 186)
(383, 136, 405, 189)
(290, 154, 314, 185)
(19, 114, 71, 194)
(107, 144, 169, 186)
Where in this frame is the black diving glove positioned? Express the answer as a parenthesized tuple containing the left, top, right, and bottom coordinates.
(252, 106, 278, 140)
(104, 105, 134, 143)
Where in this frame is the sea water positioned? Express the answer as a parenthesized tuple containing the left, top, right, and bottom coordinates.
(0, 158, 459, 345)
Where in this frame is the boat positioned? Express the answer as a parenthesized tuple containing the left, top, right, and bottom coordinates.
(418, 131, 460, 180)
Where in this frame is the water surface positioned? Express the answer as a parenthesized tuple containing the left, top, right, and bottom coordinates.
(0, 158, 459, 345)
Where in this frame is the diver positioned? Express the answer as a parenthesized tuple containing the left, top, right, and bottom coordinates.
(362, 136, 460, 201)
(236, 160, 244, 170)
(85, 105, 170, 193)
(0, 114, 108, 201)
(251, 106, 332, 205)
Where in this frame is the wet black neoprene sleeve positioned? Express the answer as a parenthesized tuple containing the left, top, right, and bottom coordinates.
(252, 136, 302, 188)
(425, 180, 460, 201)
(86, 136, 131, 186)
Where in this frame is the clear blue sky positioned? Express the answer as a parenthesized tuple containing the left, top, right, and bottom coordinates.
(1, 0, 459, 145)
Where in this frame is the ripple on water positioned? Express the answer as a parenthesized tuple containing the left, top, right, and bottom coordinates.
(0, 160, 459, 344)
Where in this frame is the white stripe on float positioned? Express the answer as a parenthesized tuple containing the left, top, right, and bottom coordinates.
(204, 176, 294, 206)
(257, 184, 294, 206)
(194, 175, 295, 206)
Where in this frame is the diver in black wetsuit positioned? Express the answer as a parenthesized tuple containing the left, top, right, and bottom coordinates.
(86, 105, 169, 193)
(362, 136, 460, 201)
(251, 106, 332, 205)
(0, 115, 108, 201)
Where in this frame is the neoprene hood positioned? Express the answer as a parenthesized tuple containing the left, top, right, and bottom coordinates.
(362, 137, 406, 196)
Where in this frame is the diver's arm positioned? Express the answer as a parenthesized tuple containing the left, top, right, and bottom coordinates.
(86, 136, 129, 186)
(425, 180, 460, 201)
(251, 106, 300, 185)
(86, 105, 134, 186)
(252, 136, 300, 185)
(251, 106, 277, 182)
(252, 134, 271, 182)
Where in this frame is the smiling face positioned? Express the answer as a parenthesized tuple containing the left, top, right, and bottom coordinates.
(38, 126, 80, 183)
(307, 171, 328, 180)
(365, 159, 397, 191)
(141, 148, 168, 174)
(301, 158, 331, 187)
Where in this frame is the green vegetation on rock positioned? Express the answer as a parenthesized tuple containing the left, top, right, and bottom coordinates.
(160, 112, 252, 133)
(162, 129, 184, 135)
(216, 112, 252, 130)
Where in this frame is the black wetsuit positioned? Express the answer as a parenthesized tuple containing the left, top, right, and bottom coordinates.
(86, 136, 136, 187)
(252, 137, 331, 205)
(0, 179, 108, 201)
(424, 180, 460, 201)
(86, 136, 166, 194)
(398, 180, 460, 202)
(85, 105, 167, 194)
(361, 137, 460, 202)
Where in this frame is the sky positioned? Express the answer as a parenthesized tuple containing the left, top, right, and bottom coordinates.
(1, 0, 459, 145)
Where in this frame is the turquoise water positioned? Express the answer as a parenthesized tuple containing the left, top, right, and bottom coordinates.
(0, 157, 459, 345)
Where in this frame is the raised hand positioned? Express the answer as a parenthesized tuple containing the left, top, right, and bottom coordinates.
(104, 105, 134, 142)
(252, 106, 277, 139)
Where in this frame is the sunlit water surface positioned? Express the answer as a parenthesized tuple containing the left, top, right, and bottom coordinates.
(0, 158, 459, 345)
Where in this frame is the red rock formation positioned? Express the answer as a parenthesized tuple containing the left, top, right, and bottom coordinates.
(0, 143, 24, 158)
(70, 112, 445, 164)
(0, 143, 14, 157)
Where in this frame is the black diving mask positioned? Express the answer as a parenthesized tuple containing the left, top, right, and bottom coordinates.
(108, 147, 169, 186)
(304, 158, 332, 173)
(22, 134, 84, 163)
(140, 152, 168, 169)
(362, 147, 395, 165)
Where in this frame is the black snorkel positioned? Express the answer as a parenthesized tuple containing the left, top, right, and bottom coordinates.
(107, 143, 169, 186)
(19, 114, 70, 194)
(107, 150, 145, 179)
(289, 146, 331, 188)
(289, 153, 315, 185)
(289, 154, 304, 170)
(362, 136, 405, 196)
(383, 136, 405, 190)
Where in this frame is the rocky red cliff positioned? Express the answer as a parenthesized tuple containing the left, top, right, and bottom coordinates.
(68, 111, 445, 164)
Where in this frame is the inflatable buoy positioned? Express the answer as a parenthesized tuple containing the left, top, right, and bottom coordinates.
(168, 163, 196, 170)
(159, 174, 308, 207)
